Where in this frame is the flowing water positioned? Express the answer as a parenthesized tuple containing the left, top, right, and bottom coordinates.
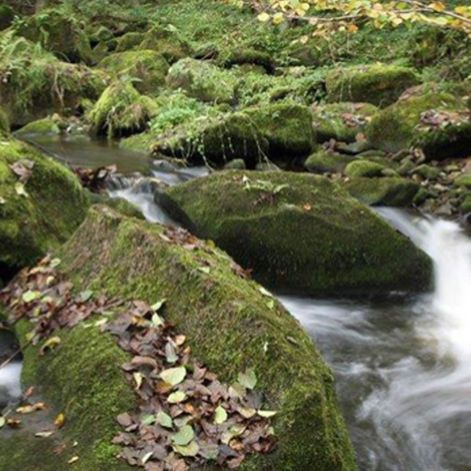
(1, 140, 471, 470)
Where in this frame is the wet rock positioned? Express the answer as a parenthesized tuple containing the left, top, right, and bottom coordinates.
(344, 160, 387, 178)
(413, 164, 441, 180)
(15, 117, 62, 136)
(168, 171, 432, 295)
(326, 64, 419, 107)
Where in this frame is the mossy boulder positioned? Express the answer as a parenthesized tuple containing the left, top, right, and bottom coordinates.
(413, 164, 441, 180)
(0, 138, 88, 280)
(345, 160, 387, 178)
(99, 50, 169, 95)
(1, 205, 357, 470)
(367, 92, 471, 159)
(139, 25, 192, 63)
(326, 64, 419, 107)
(166, 58, 235, 104)
(0, 35, 107, 127)
(461, 193, 471, 212)
(15, 116, 61, 136)
(304, 149, 355, 174)
(345, 177, 420, 207)
(454, 172, 471, 188)
(88, 81, 158, 138)
(167, 171, 432, 295)
(312, 102, 378, 143)
(244, 101, 315, 159)
(221, 47, 275, 73)
(13, 9, 94, 63)
(154, 112, 268, 166)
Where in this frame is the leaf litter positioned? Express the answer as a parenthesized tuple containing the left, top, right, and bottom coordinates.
(0, 256, 277, 470)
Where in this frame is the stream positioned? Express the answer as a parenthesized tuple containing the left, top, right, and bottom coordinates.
(2, 136, 471, 470)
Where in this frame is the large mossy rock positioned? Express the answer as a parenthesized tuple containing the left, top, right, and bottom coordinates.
(88, 81, 158, 137)
(166, 58, 235, 104)
(99, 50, 169, 95)
(245, 101, 315, 159)
(154, 112, 268, 166)
(0, 35, 106, 127)
(326, 64, 419, 107)
(367, 91, 471, 159)
(0, 138, 88, 279)
(304, 149, 355, 174)
(13, 9, 94, 63)
(312, 102, 378, 143)
(167, 171, 432, 295)
(344, 177, 420, 207)
(0, 206, 357, 471)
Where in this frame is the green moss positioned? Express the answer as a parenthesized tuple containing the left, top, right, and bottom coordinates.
(461, 193, 471, 213)
(344, 177, 420, 207)
(15, 117, 61, 135)
(88, 80, 158, 138)
(0, 106, 9, 134)
(3, 205, 357, 470)
(312, 102, 378, 143)
(366, 91, 468, 158)
(0, 5, 14, 31)
(413, 164, 441, 180)
(220, 47, 275, 73)
(345, 160, 387, 178)
(12, 8, 94, 64)
(326, 64, 419, 107)
(115, 32, 146, 52)
(166, 58, 235, 104)
(168, 171, 432, 295)
(454, 173, 471, 188)
(0, 32, 107, 127)
(99, 50, 169, 95)
(304, 149, 355, 174)
(244, 100, 315, 159)
(139, 25, 192, 63)
(0, 137, 89, 277)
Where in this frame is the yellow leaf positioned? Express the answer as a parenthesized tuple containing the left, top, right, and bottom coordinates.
(429, 1, 445, 12)
(54, 413, 66, 429)
(273, 12, 284, 25)
(257, 12, 271, 22)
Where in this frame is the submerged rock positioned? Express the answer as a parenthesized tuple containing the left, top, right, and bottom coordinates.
(326, 64, 419, 107)
(168, 171, 433, 295)
(99, 50, 169, 95)
(0, 206, 357, 470)
(367, 91, 471, 159)
(88, 81, 158, 137)
(0, 138, 88, 281)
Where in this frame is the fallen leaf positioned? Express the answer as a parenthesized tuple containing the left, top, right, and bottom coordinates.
(16, 402, 46, 414)
(213, 405, 228, 425)
(54, 413, 66, 429)
(68, 456, 79, 465)
(238, 369, 257, 390)
(156, 411, 173, 429)
(14, 182, 28, 197)
(35, 430, 55, 438)
(40, 336, 61, 355)
(172, 425, 194, 446)
(167, 391, 187, 404)
(173, 440, 199, 457)
(159, 366, 186, 387)
(257, 410, 277, 418)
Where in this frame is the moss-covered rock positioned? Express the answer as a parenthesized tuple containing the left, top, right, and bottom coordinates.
(15, 116, 62, 136)
(366, 92, 471, 159)
(167, 171, 432, 295)
(312, 102, 378, 143)
(0, 34, 107, 127)
(304, 149, 355, 174)
(99, 50, 169, 95)
(139, 25, 192, 63)
(345, 160, 387, 178)
(461, 193, 471, 212)
(413, 164, 441, 180)
(0, 137, 88, 280)
(2, 206, 357, 471)
(221, 47, 275, 73)
(166, 58, 235, 104)
(454, 172, 471, 188)
(244, 101, 315, 159)
(326, 64, 419, 107)
(344, 177, 420, 207)
(114, 31, 146, 52)
(154, 111, 268, 166)
(88, 81, 158, 138)
(13, 9, 94, 63)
